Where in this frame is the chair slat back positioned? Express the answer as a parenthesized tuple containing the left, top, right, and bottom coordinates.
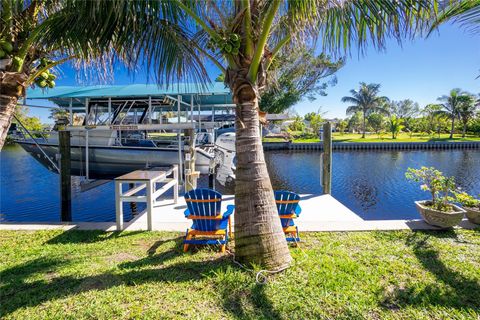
(184, 188, 222, 231)
(274, 190, 300, 215)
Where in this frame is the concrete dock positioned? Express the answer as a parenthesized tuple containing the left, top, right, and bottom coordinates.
(0, 194, 477, 231)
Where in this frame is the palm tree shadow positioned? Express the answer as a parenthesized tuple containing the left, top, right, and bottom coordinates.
(0, 254, 231, 317)
(2, 230, 284, 319)
(45, 230, 146, 244)
(0, 238, 283, 319)
(221, 283, 283, 320)
(379, 231, 480, 312)
(119, 236, 184, 269)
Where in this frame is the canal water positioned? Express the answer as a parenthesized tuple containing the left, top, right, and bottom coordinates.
(1, 144, 479, 222)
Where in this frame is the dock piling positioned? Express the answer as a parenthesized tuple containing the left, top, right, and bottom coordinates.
(322, 122, 332, 195)
(58, 118, 72, 221)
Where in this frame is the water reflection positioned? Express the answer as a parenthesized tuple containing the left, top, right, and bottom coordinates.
(1, 145, 479, 222)
(265, 149, 480, 220)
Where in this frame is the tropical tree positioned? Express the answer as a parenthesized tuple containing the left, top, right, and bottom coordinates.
(342, 82, 388, 138)
(337, 120, 348, 135)
(457, 93, 479, 137)
(387, 99, 420, 131)
(259, 47, 343, 114)
(347, 111, 363, 133)
(422, 103, 449, 136)
(1, 0, 440, 269)
(308, 113, 324, 138)
(288, 115, 305, 132)
(367, 113, 385, 135)
(13, 105, 43, 133)
(436, 88, 469, 138)
(388, 115, 405, 139)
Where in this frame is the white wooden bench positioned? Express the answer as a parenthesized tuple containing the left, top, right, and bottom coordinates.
(115, 165, 178, 231)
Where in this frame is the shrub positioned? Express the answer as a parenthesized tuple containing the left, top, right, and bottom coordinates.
(405, 167, 456, 211)
(455, 192, 480, 209)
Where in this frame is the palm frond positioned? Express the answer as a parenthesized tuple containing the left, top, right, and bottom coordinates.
(429, 0, 480, 34)
(37, 0, 211, 86)
(321, 0, 437, 55)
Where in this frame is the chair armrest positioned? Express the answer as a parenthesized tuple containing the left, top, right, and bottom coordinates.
(295, 205, 302, 216)
(223, 205, 235, 218)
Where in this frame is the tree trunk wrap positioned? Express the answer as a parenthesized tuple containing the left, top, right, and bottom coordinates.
(232, 82, 292, 270)
(0, 71, 27, 149)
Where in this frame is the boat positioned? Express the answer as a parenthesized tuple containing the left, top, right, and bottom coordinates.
(16, 84, 236, 180)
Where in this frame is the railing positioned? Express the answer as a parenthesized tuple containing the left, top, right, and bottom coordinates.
(13, 115, 59, 172)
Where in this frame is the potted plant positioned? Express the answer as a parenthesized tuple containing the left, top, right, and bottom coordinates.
(455, 192, 480, 224)
(406, 167, 466, 228)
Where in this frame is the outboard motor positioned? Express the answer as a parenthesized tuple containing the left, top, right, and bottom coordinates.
(213, 132, 236, 186)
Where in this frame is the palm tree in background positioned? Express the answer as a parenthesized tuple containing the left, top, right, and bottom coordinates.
(342, 83, 388, 138)
(422, 103, 447, 136)
(388, 115, 405, 139)
(457, 93, 479, 137)
(436, 88, 469, 138)
(387, 99, 420, 131)
(0, 0, 441, 269)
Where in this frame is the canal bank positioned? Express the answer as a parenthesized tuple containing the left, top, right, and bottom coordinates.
(263, 140, 480, 151)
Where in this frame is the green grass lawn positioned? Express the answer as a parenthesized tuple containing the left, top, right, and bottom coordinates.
(330, 133, 480, 143)
(1, 229, 479, 319)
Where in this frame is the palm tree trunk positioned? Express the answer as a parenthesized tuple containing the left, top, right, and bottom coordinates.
(0, 72, 27, 149)
(230, 77, 292, 270)
(449, 116, 455, 139)
(462, 122, 467, 138)
(362, 112, 366, 138)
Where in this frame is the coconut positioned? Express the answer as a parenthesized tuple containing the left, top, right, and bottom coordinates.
(48, 80, 56, 88)
(0, 41, 13, 53)
(48, 73, 56, 80)
(41, 72, 49, 80)
(224, 43, 232, 53)
(39, 80, 47, 88)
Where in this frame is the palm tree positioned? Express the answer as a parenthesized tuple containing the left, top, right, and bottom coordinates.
(0, 1, 201, 149)
(436, 89, 469, 139)
(457, 94, 479, 137)
(0, 0, 440, 269)
(134, 1, 439, 269)
(388, 115, 405, 139)
(422, 103, 447, 137)
(387, 99, 420, 131)
(341, 83, 388, 138)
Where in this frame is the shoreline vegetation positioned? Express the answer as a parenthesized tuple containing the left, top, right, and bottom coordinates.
(263, 132, 480, 143)
(1, 229, 478, 319)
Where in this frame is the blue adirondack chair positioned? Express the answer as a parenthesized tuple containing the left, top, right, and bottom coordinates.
(274, 190, 301, 242)
(183, 188, 235, 252)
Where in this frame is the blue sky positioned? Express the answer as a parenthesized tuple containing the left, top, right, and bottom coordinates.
(28, 22, 479, 123)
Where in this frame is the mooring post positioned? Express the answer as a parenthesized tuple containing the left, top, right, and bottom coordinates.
(184, 129, 199, 191)
(322, 122, 332, 194)
(57, 118, 72, 221)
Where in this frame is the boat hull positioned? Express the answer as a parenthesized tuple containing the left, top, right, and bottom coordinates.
(17, 141, 212, 179)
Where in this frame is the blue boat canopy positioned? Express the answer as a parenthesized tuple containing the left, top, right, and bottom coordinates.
(26, 83, 233, 110)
